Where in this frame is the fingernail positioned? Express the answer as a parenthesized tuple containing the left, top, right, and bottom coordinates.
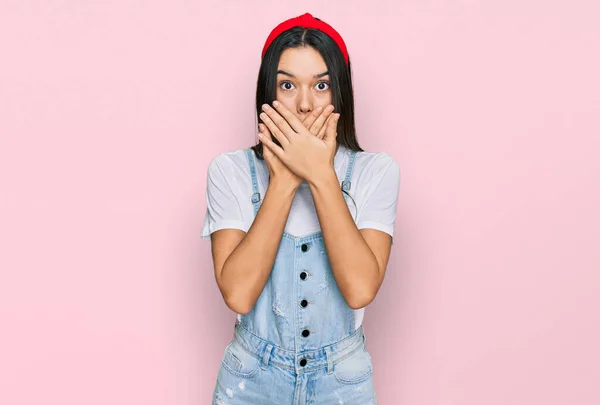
(273, 100, 280, 107)
(327, 105, 334, 112)
(260, 112, 267, 119)
(262, 104, 270, 110)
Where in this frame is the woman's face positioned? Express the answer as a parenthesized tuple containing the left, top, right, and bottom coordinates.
(275, 46, 333, 122)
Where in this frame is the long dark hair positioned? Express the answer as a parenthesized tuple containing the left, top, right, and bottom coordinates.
(250, 25, 363, 160)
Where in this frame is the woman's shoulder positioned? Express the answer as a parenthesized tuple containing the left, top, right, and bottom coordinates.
(351, 149, 401, 203)
(353, 148, 400, 177)
(207, 147, 256, 177)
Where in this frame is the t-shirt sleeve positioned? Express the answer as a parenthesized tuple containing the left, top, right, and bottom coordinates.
(356, 153, 401, 244)
(201, 155, 247, 240)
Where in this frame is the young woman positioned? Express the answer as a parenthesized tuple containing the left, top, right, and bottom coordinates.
(202, 12, 400, 405)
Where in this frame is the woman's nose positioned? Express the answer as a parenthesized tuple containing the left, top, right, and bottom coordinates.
(298, 104, 312, 114)
(297, 89, 313, 114)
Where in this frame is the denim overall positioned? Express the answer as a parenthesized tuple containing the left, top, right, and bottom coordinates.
(213, 148, 377, 405)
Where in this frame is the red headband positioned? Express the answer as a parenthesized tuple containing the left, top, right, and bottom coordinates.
(261, 13, 349, 66)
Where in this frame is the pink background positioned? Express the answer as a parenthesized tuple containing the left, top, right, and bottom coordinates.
(1, 1, 599, 404)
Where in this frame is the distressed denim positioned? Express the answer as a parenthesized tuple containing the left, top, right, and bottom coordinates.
(212, 148, 377, 405)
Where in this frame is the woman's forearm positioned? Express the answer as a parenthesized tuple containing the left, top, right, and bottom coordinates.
(219, 181, 296, 314)
(308, 169, 380, 309)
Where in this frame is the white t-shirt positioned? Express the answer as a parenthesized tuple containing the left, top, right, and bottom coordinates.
(201, 144, 401, 329)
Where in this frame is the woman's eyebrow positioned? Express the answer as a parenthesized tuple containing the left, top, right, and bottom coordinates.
(277, 70, 330, 79)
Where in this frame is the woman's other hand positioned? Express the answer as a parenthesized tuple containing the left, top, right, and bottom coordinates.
(259, 123, 303, 192)
(302, 104, 336, 140)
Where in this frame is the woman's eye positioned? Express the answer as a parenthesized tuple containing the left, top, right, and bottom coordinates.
(280, 81, 295, 91)
(316, 81, 330, 91)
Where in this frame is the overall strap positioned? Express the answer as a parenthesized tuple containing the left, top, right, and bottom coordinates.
(341, 150, 358, 200)
(245, 148, 261, 216)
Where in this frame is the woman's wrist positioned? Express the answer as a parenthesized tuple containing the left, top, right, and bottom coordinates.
(267, 178, 299, 198)
(306, 165, 338, 190)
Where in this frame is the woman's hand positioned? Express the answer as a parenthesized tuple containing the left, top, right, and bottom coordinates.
(259, 123, 303, 192)
(257, 101, 340, 185)
(301, 104, 336, 140)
